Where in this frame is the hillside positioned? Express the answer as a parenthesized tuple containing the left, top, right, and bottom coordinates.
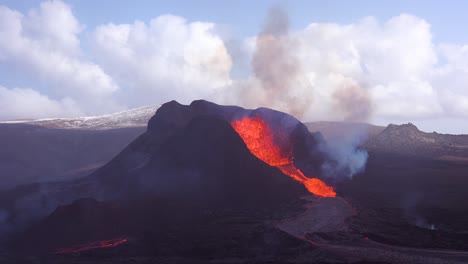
(366, 123, 468, 161)
(306, 121, 468, 162)
(0, 106, 158, 189)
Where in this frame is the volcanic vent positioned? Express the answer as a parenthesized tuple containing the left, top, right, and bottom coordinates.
(231, 115, 335, 197)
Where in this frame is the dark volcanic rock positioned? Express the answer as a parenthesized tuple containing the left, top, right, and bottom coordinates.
(13, 195, 320, 259)
(6, 100, 468, 263)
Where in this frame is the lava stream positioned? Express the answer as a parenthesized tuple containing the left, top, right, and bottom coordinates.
(231, 116, 336, 197)
(53, 238, 128, 254)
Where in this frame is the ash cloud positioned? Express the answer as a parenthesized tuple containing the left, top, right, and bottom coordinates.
(333, 82, 373, 122)
(228, 7, 376, 125)
(236, 7, 310, 118)
(260, 7, 289, 35)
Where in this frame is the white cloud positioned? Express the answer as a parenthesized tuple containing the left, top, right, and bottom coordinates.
(90, 15, 232, 106)
(0, 85, 81, 120)
(433, 44, 468, 117)
(0, 1, 467, 134)
(0, 1, 119, 115)
(21, 0, 82, 55)
(303, 14, 468, 122)
(220, 14, 467, 125)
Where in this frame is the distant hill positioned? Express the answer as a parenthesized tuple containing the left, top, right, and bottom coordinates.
(0, 105, 158, 130)
(305, 121, 385, 141)
(306, 121, 468, 162)
(0, 106, 158, 190)
(366, 123, 468, 161)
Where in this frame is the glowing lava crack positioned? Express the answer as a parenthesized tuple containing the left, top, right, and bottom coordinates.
(231, 116, 336, 197)
(53, 238, 128, 254)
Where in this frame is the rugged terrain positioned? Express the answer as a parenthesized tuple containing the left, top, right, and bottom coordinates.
(2, 105, 465, 191)
(2, 100, 340, 262)
(1, 102, 468, 263)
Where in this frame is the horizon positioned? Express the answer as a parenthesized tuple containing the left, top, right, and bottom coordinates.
(1, 1, 468, 134)
(2, 101, 466, 135)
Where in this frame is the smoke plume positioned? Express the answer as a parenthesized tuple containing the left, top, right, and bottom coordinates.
(333, 83, 373, 122)
(239, 7, 310, 118)
(322, 81, 372, 179)
(320, 127, 369, 180)
(240, 8, 371, 179)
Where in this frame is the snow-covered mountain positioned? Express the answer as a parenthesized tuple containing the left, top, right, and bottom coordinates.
(0, 105, 159, 130)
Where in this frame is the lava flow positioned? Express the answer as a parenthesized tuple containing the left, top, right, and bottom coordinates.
(53, 238, 128, 254)
(231, 116, 336, 197)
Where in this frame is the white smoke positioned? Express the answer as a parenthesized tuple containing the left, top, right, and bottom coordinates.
(320, 128, 369, 179)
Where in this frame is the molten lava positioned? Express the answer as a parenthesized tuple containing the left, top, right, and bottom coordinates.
(231, 116, 336, 197)
(53, 238, 128, 254)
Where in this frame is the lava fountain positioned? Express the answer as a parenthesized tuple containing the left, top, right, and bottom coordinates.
(231, 116, 336, 197)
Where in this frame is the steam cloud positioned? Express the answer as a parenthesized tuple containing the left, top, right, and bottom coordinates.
(326, 81, 371, 179)
(320, 128, 369, 180)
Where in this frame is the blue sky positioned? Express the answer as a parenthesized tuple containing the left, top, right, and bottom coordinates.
(4, 0, 467, 42)
(0, 0, 467, 133)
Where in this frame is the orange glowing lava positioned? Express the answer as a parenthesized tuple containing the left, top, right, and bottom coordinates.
(231, 116, 336, 197)
(53, 238, 128, 254)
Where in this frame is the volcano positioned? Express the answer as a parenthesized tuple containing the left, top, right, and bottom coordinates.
(5, 100, 468, 264)
(8, 100, 338, 256)
(79, 100, 336, 201)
